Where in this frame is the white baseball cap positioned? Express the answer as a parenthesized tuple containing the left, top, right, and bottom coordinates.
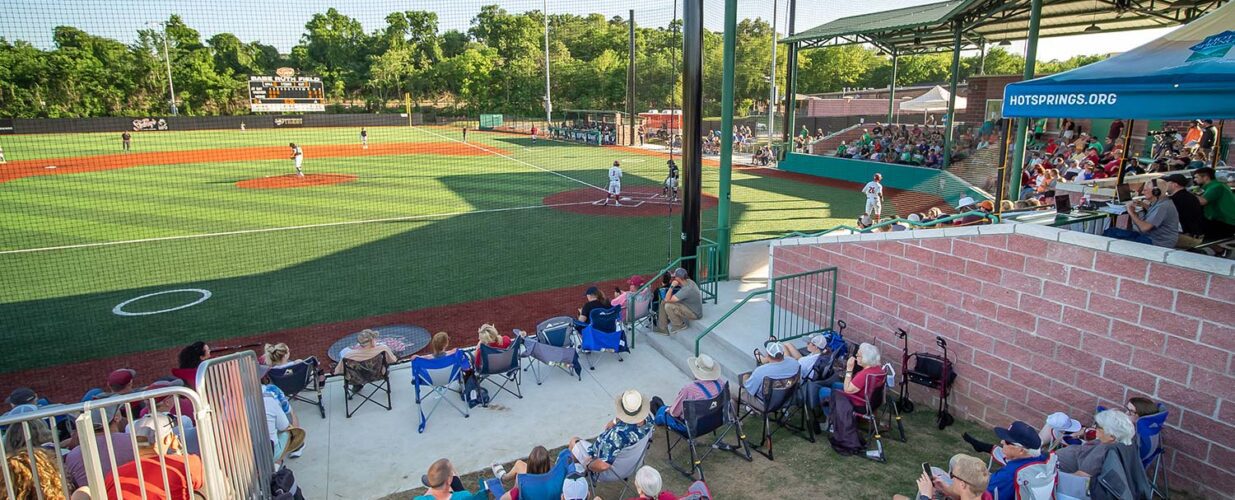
(562, 477, 589, 500)
(809, 334, 829, 350)
(1046, 412, 1082, 433)
(765, 342, 784, 358)
(957, 196, 977, 209)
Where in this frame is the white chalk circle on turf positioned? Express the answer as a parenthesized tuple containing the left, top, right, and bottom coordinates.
(113, 289, 212, 317)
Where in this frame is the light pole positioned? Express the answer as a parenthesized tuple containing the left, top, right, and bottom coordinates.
(767, 0, 778, 145)
(151, 21, 178, 116)
(542, 0, 552, 126)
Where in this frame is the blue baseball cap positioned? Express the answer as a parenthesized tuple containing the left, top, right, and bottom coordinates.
(993, 421, 1042, 450)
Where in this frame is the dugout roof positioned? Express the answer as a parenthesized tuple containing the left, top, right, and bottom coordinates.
(781, 0, 1230, 54)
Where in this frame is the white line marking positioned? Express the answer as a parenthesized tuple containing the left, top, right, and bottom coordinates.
(113, 288, 212, 316)
(0, 201, 595, 255)
(414, 126, 606, 192)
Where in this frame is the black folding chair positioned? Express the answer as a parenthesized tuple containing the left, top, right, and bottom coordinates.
(268, 357, 326, 419)
(342, 354, 391, 418)
(736, 372, 806, 460)
(853, 365, 905, 463)
(664, 382, 751, 481)
(477, 336, 524, 406)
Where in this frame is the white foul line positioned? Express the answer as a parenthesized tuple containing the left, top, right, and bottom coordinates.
(0, 201, 595, 255)
(414, 126, 606, 192)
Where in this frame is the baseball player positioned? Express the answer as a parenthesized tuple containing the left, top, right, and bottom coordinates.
(530, 125, 538, 145)
(360, 127, 368, 149)
(462, 126, 468, 143)
(0, 143, 7, 164)
(663, 158, 679, 201)
(605, 160, 623, 206)
(862, 173, 884, 222)
(121, 131, 132, 153)
(289, 143, 304, 177)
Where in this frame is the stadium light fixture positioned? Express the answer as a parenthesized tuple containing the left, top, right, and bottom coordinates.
(998, 40, 1012, 46)
(148, 21, 178, 116)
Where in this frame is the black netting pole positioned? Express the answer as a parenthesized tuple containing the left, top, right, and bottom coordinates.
(680, 0, 703, 278)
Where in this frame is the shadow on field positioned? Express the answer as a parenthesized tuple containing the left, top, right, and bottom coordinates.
(0, 168, 727, 376)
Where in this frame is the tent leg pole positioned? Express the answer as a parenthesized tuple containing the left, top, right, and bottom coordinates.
(1008, 0, 1043, 196)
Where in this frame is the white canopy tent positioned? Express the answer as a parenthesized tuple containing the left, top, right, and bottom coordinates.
(899, 85, 967, 112)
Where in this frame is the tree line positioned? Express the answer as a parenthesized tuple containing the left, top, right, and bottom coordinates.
(0, 5, 1106, 119)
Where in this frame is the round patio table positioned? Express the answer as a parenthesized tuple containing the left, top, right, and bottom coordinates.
(327, 324, 432, 362)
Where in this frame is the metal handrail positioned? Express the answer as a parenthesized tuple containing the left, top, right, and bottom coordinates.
(779, 210, 1001, 240)
(769, 267, 838, 343)
(623, 237, 720, 348)
(694, 288, 772, 356)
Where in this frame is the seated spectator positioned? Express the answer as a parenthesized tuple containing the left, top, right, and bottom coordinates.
(567, 390, 654, 474)
(963, 411, 1084, 457)
(650, 354, 727, 435)
(1103, 180, 1179, 248)
(610, 275, 647, 309)
(978, 421, 1048, 500)
(739, 343, 799, 401)
(417, 458, 472, 500)
(172, 341, 211, 387)
(261, 364, 300, 430)
(1103, 396, 1160, 424)
(101, 368, 138, 398)
(1161, 173, 1205, 247)
(894, 453, 990, 500)
(561, 477, 589, 500)
(474, 324, 514, 367)
(1056, 409, 1138, 477)
(816, 342, 883, 418)
(261, 367, 306, 464)
(4, 387, 45, 417)
(103, 414, 205, 500)
(654, 268, 703, 334)
(136, 379, 198, 450)
(415, 332, 458, 360)
(575, 286, 612, 329)
(4, 417, 55, 454)
(334, 329, 398, 375)
(3, 449, 78, 499)
(263, 342, 327, 386)
(627, 466, 676, 500)
(494, 445, 551, 500)
(64, 406, 136, 491)
(1192, 167, 1235, 241)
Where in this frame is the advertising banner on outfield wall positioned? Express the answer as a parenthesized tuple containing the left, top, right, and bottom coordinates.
(273, 116, 305, 128)
(0, 118, 13, 134)
(131, 118, 169, 131)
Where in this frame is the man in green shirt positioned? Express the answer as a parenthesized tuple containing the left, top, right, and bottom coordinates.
(1192, 167, 1235, 241)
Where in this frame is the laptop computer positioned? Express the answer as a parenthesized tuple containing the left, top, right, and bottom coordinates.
(1115, 183, 1134, 202)
(1054, 194, 1073, 214)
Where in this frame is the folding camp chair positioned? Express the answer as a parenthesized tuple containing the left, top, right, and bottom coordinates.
(515, 449, 573, 499)
(1136, 404, 1170, 499)
(851, 364, 904, 462)
(342, 354, 392, 418)
(412, 350, 470, 433)
(1007, 453, 1058, 500)
(736, 372, 804, 460)
(587, 431, 653, 499)
(476, 336, 524, 406)
(526, 316, 582, 384)
(577, 305, 629, 370)
(664, 382, 751, 481)
(268, 357, 326, 418)
(625, 288, 654, 332)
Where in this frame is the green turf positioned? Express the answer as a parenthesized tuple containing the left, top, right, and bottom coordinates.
(0, 127, 884, 373)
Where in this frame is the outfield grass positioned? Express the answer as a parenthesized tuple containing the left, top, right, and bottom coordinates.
(0, 127, 893, 373)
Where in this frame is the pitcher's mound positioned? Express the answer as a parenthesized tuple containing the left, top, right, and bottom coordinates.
(236, 174, 358, 189)
(544, 186, 717, 217)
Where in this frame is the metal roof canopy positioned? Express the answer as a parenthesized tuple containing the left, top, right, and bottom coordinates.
(781, 0, 1228, 54)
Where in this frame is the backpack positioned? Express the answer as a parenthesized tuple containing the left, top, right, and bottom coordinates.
(1013, 454, 1058, 500)
(826, 389, 865, 455)
(461, 376, 490, 408)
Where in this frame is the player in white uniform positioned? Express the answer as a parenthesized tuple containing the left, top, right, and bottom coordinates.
(663, 159, 679, 201)
(360, 127, 368, 149)
(605, 160, 623, 206)
(0, 144, 7, 164)
(862, 173, 884, 222)
(289, 143, 304, 177)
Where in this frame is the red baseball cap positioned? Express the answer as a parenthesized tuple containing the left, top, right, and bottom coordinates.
(626, 275, 647, 288)
(107, 368, 136, 388)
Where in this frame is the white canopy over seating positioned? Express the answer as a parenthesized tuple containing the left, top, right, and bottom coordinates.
(899, 85, 967, 112)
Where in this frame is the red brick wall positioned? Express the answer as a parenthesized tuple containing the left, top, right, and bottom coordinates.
(772, 233, 1235, 498)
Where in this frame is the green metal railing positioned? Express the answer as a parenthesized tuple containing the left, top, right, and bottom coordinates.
(778, 210, 1001, 240)
(693, 266, 838, 356)
(624, 235, 721, 348)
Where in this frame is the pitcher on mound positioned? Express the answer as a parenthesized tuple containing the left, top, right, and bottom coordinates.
(289, 143, 304, 177)
(605, 160, 623, 206)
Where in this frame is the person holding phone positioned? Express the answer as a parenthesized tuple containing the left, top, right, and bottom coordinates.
(894, 454, 989, 500)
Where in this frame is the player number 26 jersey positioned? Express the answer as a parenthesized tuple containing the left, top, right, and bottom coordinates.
(609, 166, 623, 182)
(863, 181, 882, 199)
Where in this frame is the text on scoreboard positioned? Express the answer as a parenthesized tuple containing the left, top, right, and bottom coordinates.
(249, 76, 325, 112)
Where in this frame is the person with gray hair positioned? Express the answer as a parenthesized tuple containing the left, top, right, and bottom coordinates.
(631, 465, 665, 499)
(654, 268, 703, 335)
(1056, 409, 1138, 477)
(816, 342, 885, 418)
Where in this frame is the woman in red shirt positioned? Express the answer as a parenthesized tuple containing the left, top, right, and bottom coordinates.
(474, 324, 513, 367)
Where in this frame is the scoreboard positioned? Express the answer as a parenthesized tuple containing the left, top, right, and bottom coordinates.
(249, 76, 325, 112)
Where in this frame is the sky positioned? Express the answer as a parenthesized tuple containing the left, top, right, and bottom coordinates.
(0, 0, 1174, 61)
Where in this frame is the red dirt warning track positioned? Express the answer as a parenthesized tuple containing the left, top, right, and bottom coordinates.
(544, 185, 718, 217)
(236, 173, 358, 189)
(0, 141, 508, 184)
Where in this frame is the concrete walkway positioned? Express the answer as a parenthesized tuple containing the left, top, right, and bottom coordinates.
(290, 344, 690, 499)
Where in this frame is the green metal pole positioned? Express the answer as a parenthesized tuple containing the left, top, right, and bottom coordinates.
(717, 0, 736, 279)
(780, 0, 798, 149)
(942, 22, 962, 168)
(1009, 0, 1043, 197)
(887, 50, 898, 124)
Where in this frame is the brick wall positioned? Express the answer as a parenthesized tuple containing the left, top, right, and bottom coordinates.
(770, 225, 1235, 498)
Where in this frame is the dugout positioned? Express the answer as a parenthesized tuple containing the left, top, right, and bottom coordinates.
(551, 110, 638, 146)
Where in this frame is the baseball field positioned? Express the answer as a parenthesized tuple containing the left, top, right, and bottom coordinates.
(0, 125, 942, 395)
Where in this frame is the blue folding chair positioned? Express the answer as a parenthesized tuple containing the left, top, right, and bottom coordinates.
(526, 317, 582, 384)
(412, 350, 470, 433)
(1136, 404, 1170, 499)
(477, 336, 524, 405)
(515, 449, 574, 499)
(576, 305, 628, 370)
